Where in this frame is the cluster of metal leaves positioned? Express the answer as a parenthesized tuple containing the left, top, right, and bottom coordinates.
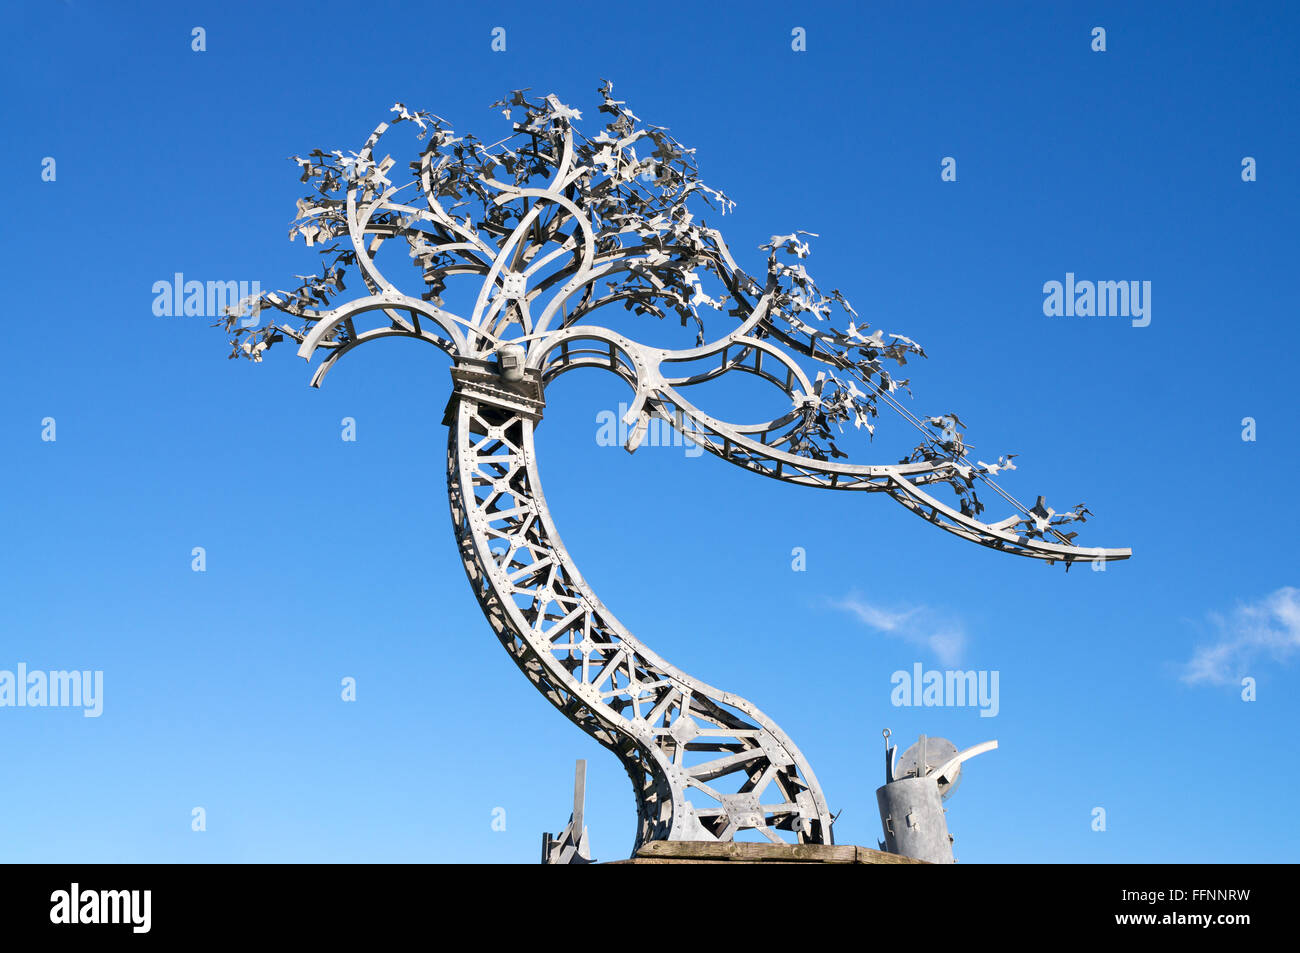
(219, 82, 1093, 546)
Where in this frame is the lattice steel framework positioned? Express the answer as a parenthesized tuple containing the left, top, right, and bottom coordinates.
(223, 84, 1130, 851)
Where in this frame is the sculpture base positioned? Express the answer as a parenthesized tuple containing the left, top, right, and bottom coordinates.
(607, 841, 927, 864)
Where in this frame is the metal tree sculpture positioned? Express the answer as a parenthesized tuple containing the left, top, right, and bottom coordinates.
(223, 83, 1129, 850)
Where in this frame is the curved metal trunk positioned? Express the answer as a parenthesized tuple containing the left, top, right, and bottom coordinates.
(447, 394, 835, 851)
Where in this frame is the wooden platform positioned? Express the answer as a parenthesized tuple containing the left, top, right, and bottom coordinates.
(606, 841, 927, 864)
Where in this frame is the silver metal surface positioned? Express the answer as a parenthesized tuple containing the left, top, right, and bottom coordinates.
(897, 735, 961, 799)
(877, 776, 955, 863)
(224, 84, 1129, 853)
(877, 734, 998, 863)
(543, 760, 595, 864)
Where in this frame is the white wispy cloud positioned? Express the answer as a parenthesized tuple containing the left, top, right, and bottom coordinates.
(1181, 586, 1300, 686)
(828, 593, 966, 665)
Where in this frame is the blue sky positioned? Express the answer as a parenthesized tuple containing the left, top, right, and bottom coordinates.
(1, 1, 1297, 863)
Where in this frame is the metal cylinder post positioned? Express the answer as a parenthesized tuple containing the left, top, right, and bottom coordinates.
(876, 776, 954, 864)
